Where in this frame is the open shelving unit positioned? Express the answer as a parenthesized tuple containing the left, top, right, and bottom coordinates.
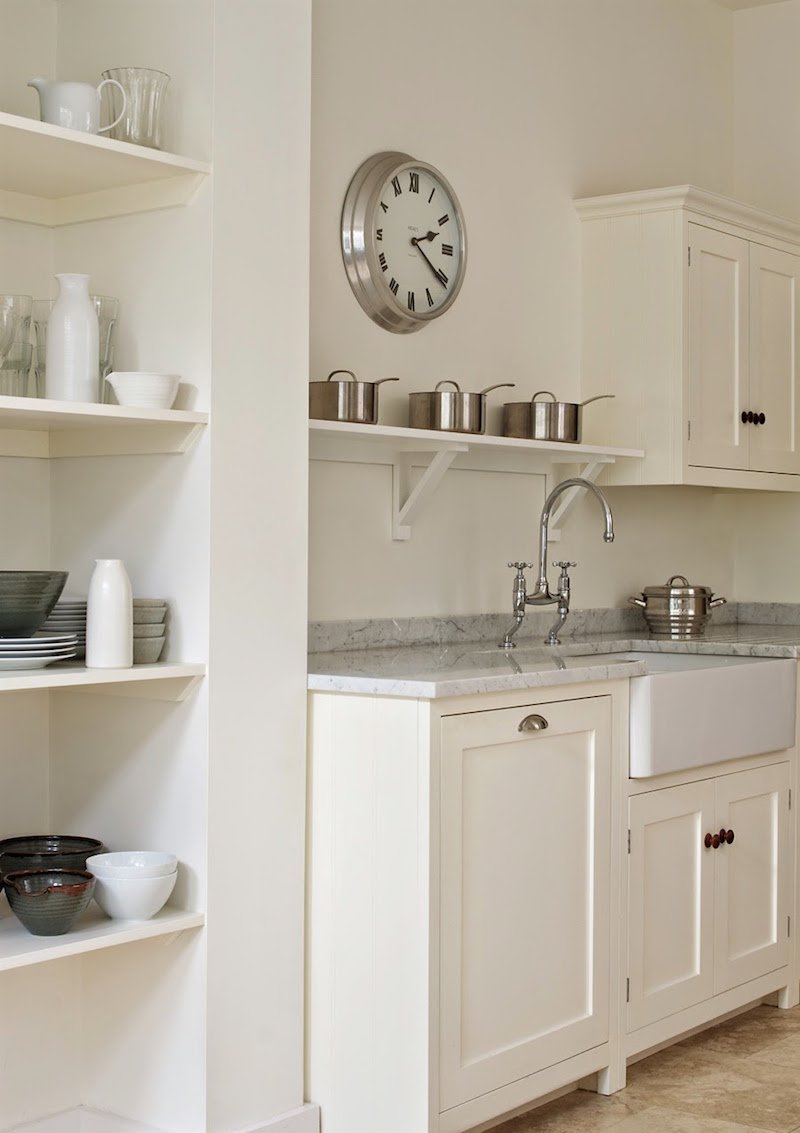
(0, 110, 211, 226)
(310, 419, 645, 539)
(0, 395, 208, 457)
(0, 661, 205, 700)
(0, 903, 204, 973)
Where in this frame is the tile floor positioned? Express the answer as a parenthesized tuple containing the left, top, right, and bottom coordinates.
(492, 1005, 800, 1132)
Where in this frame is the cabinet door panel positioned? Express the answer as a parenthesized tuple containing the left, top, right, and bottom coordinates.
(749, 245, 800, 474)
(439, 697, 610, 1109)
(714, 763, 790, 994)
(688, 224, 750, 471)
(628, 781, 715, 1032)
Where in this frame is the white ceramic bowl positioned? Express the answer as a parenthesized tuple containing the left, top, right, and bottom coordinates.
(93, 870, 177, 920)
(107, 372, 180, 410)
(86, 850, 177, 879)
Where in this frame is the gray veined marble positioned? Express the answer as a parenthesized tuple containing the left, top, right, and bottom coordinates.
(308, 603, 800, 699)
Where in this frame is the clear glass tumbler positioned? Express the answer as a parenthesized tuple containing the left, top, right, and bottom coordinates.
(101, 67, 170, 150)
(91, 295, 120, 401)
(0, 343, 33, 397)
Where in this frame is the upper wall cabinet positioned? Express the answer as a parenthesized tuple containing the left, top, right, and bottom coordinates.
(575, 186, 800, 491)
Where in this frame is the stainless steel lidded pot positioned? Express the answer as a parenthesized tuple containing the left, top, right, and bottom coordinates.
(309, 369, 399, 425)
(408, 380, 515, 435)
(628, 574, 727, 639)
(503, 390, 614, 443)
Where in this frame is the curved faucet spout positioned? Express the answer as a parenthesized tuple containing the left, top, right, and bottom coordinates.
(533, 477, 615, 599)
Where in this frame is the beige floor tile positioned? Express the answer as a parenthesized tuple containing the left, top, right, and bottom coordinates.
(675, 1007, 800, 1059)
(609, 1106, 776, 1132)
(489, 1090, 636, 1132)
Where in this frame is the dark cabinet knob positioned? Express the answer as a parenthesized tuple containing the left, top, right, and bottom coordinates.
(741, 411, 748, 424)
(704, 832, 721, 849)
(746, 411, 755, 423)
(725, 828, 735, 844)
(758, 413, 766, 425)
(704, 832, 712, 848)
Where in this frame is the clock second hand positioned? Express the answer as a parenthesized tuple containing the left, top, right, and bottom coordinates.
(410, 235, 447, 287)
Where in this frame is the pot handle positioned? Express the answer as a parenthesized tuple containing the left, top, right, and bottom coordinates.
(532, 390, 557, 402)
(372, 377, 400, 387)
(434, 380, 461, 392)
(580, 394, 615, 407)
(665, 574, 691, 587)
(327, 369, 357, 382)
(627, 596, 647, 608)
(478, 382, 516, 396)
(709, 596, 727, 608)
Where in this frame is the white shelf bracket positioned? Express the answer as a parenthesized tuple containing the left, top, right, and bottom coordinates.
(392, 445, 466, 540)
(546, 457, 614, 543)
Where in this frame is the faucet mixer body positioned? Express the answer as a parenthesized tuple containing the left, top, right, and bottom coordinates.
(499, 478, 615, 648)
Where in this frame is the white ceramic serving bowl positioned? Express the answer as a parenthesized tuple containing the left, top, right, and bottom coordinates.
(93, 870, 177, 920)
(107, 372, 180, 410)
(86, 850, 177, 879)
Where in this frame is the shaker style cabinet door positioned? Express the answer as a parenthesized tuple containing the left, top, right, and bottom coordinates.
(714, 763, 791, 994)
(748, 245, 800, 475)
(628, 780, 716, 1032)
(688, 224, 750, 473)
(438, 696, 611, 1110)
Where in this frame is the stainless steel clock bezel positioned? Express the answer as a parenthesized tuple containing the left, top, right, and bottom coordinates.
(341, 151, 467, 334)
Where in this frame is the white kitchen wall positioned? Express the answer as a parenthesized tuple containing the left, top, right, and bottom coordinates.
(308, 0, 738, 621)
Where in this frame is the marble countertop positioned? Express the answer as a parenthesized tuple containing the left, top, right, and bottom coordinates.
(307, 623, 800, 699)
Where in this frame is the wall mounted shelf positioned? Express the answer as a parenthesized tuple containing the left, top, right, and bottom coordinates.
(0, 903, 204, 973)
(0, 396, 207, 457)
(309, 419, 644, 540)
(0, 111, 211, 226)
(0, 662, 205, 701)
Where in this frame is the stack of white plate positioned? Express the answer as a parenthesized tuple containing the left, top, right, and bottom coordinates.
(133, 599, 168, 664)
(41, 597, 87, 659)
(0, 632, 78, 671)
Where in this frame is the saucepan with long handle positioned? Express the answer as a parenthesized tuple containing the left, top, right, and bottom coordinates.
(309, 369, 399, 424)
(503, 391, 614, 442)
(408, 380, 515, 434)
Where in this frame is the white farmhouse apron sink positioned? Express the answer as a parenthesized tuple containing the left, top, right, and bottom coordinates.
(617, 652, 797, 777)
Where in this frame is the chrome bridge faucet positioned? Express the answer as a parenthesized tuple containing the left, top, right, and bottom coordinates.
(499, 477, 615, 648)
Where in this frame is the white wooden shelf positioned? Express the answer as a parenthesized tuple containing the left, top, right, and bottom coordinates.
(0, 110, 211, 226)
(0, 902, 204, 973)
(0, 662, 205, 701)
(0, 396, 207, 457)
(309, 419, 644, 539)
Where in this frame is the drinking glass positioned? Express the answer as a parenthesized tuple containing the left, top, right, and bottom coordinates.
(101, 68, 170, 150)
(31, 299, 53, 399)
(92, 295, 120, 401)
(0, 343, 33, 397)
(0, 295, 32, 361)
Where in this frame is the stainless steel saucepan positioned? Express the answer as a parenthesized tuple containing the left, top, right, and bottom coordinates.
(309, 369, 399, 425)
(408, 380, 515, 435)
(503, 391, 614, 443)
(628, 574, 727, 639)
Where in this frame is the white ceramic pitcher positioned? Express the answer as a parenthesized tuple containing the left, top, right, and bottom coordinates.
(28, 77, 127, 134)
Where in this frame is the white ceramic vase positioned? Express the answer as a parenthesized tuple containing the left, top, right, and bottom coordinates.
(86, 559, 133, 669)
(46, 273, 99, 402)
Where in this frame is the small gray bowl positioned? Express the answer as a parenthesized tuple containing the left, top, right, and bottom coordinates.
(133, 608, 167, 624)
(133, 623, 166, 638)
(133, 636, 166, 664)
(3, 869, 95, 936)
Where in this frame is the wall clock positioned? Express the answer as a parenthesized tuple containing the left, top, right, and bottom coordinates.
(341, 151, 467, 334)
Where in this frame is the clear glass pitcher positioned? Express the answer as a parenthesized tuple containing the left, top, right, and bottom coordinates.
(101, 67, 170, 149)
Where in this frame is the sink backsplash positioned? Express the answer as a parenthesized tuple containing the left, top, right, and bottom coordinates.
(307, 601, 766, 654)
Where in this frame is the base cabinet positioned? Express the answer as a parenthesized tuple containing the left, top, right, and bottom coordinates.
(439, 697, 611, 1109)
(628, 762, 791, 1036)
(306, 685, 622, 1133)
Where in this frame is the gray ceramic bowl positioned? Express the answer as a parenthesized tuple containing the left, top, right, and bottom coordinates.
(0, 571, 68, 637)
(133, 624, 166, 638)
(3, 869, 95, 935)
(0, 834, 105, 878)
(133, 608, 167, 624)
(133, 636, 166, 664)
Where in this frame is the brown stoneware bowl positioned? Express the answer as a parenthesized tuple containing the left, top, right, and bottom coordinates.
(0, 835, 105, 879)
(3, 869, 95, 936)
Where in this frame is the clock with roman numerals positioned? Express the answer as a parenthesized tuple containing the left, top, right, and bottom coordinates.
(341, 151, 467, 333)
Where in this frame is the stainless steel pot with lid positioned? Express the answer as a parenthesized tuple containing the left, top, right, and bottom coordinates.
(408, 380, 515, 435)
(503, 390, 614, 443)
(628, 574, 727, 639)
(309, 369, 399, 425)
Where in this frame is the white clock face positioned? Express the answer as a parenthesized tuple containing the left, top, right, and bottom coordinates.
(341, 152, 467, 333)
(372, 165, 464, 319)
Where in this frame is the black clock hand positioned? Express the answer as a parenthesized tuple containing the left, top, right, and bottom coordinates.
(411, 237, 447, 287)
(415, 230, 439, 242)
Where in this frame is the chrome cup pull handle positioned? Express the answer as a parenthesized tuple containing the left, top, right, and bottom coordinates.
(518, 713, 548, 733)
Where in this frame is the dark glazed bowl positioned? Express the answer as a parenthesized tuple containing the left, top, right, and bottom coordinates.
(3, 869, 95, 936)
(0, 571, 69, 637)
(0, 835, 105, 879)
